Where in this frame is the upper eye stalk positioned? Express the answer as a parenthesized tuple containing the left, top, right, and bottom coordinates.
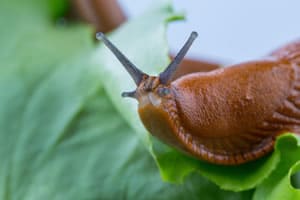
(96, 31, 198, 97)
(159, 31, 198, 84)
(96, 32, 146, 86)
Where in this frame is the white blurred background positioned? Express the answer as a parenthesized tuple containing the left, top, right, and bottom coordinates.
(119, 0, 300, 64)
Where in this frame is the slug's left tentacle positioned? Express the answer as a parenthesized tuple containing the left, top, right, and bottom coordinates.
(96, 32, 146, 85)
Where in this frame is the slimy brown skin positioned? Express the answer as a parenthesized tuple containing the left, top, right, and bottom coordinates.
(97, 32, 300, 165)
(139, 40, 300, 165)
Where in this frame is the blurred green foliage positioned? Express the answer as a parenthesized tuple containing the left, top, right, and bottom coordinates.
(50, 0, 69, 20)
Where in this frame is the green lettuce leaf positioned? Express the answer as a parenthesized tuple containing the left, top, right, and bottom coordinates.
(253, 134, 300, 200)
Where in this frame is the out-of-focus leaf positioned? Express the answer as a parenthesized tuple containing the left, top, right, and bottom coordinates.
(49, 0, 69, 20)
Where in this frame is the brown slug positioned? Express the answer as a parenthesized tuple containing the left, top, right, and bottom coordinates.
(96, 32, 300, 165)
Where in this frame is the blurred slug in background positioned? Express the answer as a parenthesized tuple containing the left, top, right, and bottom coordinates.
(97, 31, 300, 165)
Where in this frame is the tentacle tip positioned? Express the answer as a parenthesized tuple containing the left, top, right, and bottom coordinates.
(191, 31, 198, 39)
(96, 32, 105, 40)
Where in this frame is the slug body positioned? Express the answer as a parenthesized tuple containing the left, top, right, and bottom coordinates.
(97, 32, 300, 165)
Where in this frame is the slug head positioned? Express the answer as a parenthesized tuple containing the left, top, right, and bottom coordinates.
(96, 31, 198, 106)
